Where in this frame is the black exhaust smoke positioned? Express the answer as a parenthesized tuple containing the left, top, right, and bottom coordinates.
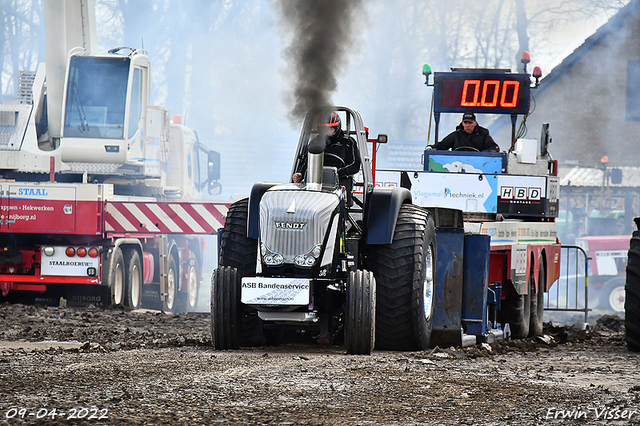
(274, 0, 365, 124)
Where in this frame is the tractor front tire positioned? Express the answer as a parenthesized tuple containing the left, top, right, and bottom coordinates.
(345, 269, 376, 355)
(211, 266, 241, 350)
(218, 198, 265, 347)
(369, 205, 436, 351)
(626, 229, 640, 352)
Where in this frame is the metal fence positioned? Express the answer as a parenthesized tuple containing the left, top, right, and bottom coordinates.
(544, 245, 590, 325)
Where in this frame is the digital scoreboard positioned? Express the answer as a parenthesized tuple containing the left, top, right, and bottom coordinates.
(433, 72, 531, 115)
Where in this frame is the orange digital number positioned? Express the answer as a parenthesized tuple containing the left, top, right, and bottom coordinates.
(460, 80, 481, 107)
(500, 80, 520, 107)
(480, 80, 500, 107)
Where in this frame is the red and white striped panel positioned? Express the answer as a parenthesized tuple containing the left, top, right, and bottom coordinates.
(104, 201, 230, 234)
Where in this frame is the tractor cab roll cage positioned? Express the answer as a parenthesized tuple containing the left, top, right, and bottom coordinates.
(291, 106, 374, 208)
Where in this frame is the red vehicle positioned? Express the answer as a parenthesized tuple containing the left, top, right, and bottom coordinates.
(575, 235, 628, 313)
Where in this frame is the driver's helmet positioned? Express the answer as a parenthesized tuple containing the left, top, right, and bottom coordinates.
(317, 112, 341, 138)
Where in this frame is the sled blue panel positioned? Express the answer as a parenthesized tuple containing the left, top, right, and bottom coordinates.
(461, 234, 491, 336)
(430, 227, 464, 348)
(423, 150, 507, 174)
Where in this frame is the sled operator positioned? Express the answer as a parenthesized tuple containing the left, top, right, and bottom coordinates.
(427, 112, 499, 152)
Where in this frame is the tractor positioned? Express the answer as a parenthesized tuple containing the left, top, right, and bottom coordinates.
(210, 106, 435, 354)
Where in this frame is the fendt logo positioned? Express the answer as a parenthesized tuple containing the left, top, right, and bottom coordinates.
(274, 221, 306, 230)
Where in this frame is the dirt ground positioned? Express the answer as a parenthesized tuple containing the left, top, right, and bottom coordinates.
(0, 304, 638, 426)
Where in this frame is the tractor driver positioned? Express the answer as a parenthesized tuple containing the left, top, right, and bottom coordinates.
(292, 112, 361, 198)
(428, 112, 499, 152)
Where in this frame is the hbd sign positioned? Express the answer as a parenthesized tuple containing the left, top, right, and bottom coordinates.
(500, 186, 541, 201)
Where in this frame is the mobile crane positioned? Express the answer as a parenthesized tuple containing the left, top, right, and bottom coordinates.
(0, 0, 228, 312)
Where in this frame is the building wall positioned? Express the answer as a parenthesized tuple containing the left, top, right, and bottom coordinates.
(493, 4, 640, 168)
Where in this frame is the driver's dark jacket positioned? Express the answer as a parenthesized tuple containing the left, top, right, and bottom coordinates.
(433, 123, 499, 152)
(296, 130, 361, 178)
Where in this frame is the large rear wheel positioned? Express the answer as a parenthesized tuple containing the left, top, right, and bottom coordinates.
(219, 198, 258, 276)
(626, 228, 640, 352)
(345, 269, 376, 355)
(368, 205, 436, 350)
(211, 266, 241, 349)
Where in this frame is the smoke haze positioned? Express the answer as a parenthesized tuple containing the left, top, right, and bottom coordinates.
(274, 0, 366, 124)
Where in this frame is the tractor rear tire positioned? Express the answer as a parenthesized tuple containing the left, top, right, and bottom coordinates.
(217, 198, 265, 346)
(626, 230, 640, 352)
(529, 263, 545, 337)
(219, 198, 257, 276)
(345, 269, 376, 355)
(368, 205, 436, 351)
(211, 266, 241, 350)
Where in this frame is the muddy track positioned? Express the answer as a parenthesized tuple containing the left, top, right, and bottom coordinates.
(0, 304, 638, 425)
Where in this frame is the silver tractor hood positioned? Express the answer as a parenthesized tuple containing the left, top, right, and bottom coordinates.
(259, 189, 340, 268)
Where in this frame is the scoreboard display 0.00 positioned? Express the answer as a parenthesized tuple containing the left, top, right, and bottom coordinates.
(433, 72, 531, 115)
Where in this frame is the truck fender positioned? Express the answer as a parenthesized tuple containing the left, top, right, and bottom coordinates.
(365, 187, 412, 245)
(248, 182, 279, 239)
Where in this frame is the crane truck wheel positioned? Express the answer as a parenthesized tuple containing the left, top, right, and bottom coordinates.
(124, 249, 143, 310)
(369, 204, 436, 351)
(217, 198, 265, 346)
(345, 269, 376, 355)
(625, 229, 640, 352)
(162, 255, 179, 313)
(107, 247, 125, 308)
(185, 257, 199, 313)
(210, 266, 241, 350)
(529, 262, 545, 337)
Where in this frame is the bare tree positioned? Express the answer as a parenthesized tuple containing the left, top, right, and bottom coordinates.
(0, 0, 43, 101)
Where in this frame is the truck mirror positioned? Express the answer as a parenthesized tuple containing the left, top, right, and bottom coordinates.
(208, 181, 222, 196)
(208, 151, 221, 181)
